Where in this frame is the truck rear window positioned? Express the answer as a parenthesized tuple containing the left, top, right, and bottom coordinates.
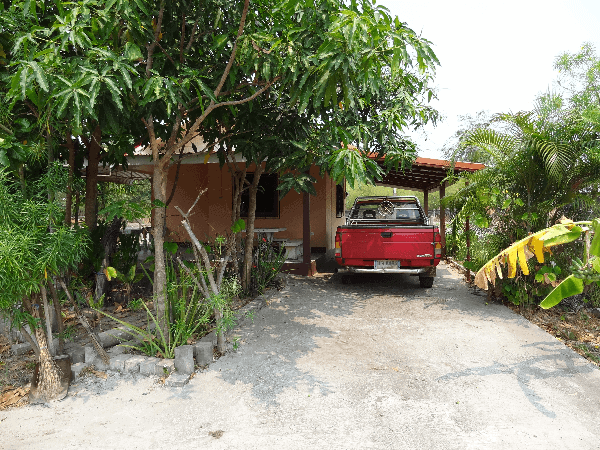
(348, 197, 424, 223)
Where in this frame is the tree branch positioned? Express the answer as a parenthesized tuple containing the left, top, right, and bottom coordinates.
(178, 13, 187, 64)
(164, 79, 277, 163)
(213, 0, 250, 98)
(165, 131, 240, 169)
(185, 20, 200, 52)
(58, 278, 110, 365)
(146, 2, 165, 78)
(0, 123, 14, 135)
(177, 256, 209, 299)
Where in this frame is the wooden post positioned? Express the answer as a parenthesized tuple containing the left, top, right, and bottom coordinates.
(423, 189, 429, 216)
(465, 181, 471, 282)
(439, 181, 446, 257)
(302, 190, 311, 276)
(465, 216, 471, 282)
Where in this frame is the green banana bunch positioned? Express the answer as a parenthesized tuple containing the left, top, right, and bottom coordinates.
(570, 257, 600, 283)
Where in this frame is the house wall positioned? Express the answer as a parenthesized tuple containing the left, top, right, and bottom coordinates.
(142, 162, 345, 251)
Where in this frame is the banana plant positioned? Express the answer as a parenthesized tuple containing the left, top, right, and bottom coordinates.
(474, 218, 600, 308)
(115, 265, 143, 304)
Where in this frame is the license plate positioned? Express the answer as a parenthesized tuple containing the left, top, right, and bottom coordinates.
(374, 260, 399, 269)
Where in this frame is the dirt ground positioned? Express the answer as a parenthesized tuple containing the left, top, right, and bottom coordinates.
(1, 269, 600, 411)
(508, 303, 600, 367)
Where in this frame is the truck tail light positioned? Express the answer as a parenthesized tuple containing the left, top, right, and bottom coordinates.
(335, 232, 341, 257)
(434, 231, 442, 258)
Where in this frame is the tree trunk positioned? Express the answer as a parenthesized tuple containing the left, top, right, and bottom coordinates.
(241, 164, 265, 291)
(74, 191, 80, 226)
(18, 164, 26, 197)
(20, 324, 40, 358)
(64, 135, 76, 227)
(40, 286, 55, 357)
(85, 126, 102, 232)
(31, 298, 63, 402)
(230, 165, 247, 281)
(152, 164, 170, 345)
(94, 217, 123, 302)
(47, 134, 55, 203)
(47, 281, 65, 355)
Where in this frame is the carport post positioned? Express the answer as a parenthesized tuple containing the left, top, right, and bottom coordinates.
(465, 180, 471, 282)
(423, 189, 429, 216)
(439, 181, 446, 256)
(302, 190, 311, 275)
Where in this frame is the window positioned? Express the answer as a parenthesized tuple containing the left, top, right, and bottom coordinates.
(239, 173, 279, 218)
(336, 184, 345, 218)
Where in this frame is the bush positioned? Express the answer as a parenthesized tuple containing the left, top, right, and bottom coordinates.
(251, 238, 286, 295)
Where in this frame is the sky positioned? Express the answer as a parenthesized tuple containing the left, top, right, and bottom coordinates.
(379, 0, 600, 159)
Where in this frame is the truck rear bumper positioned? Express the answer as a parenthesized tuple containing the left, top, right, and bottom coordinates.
(341, 267, 428, 275)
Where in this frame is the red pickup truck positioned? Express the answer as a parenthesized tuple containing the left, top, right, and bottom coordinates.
(335, 196, 442, 287)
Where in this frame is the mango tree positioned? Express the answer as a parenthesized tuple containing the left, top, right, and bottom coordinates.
(2, 0, 144, 233)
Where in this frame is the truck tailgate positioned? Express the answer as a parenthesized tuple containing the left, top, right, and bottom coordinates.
(338, 226, 436, 260)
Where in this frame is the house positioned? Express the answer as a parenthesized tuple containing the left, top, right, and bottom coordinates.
(119, 137, 345, 275)
(101, 137, 484, 275)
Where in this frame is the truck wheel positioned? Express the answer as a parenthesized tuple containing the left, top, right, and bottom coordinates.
(419, 276, 434, 288)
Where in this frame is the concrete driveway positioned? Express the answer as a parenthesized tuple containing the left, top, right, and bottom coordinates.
(3, 262, 600, 449)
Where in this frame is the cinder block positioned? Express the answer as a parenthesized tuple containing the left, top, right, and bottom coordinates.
(109, 354, 132, 372)
(11, 342, 32, 356)
(65, 344, 85, 364)
(139, 357, 160, 376)
(98, 327, 133, 348)
(85, 346, 97, 364)
(155, 359, 175, 376)
(165, 373, 190, 387)
(84, 346, 109, 371)
(193, 342, 213, 366)
(199, 331, 216, 346)
(71, 362, 89, 380)
(174, 345, 195, 374)
(107, 345, 127, 356)
(124, 355, 147, 373)
(92, 359, 109, 372)
(11, 338, 59, 356)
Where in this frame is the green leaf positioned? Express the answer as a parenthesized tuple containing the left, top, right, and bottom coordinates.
(591, 257, 600, 274)
(590, 219, 600, 257)
(514, 198, 524, 207)
(0, 149, 9, 167)
(105, 78, 123, 111)
(541, 225, 582, 247)
(502, 199, 511, 209)
(152, 199, 166, 208)
(164, 242, 178, 255)
(213, 34, 228, 50)
(197, 80, 217, 103)
(29, 62, 49, 92)
(231, 219, 246, 233)
(124, 42, 143, 61)
(106, 266, 117, 280)
(540, 275, 584, 309)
